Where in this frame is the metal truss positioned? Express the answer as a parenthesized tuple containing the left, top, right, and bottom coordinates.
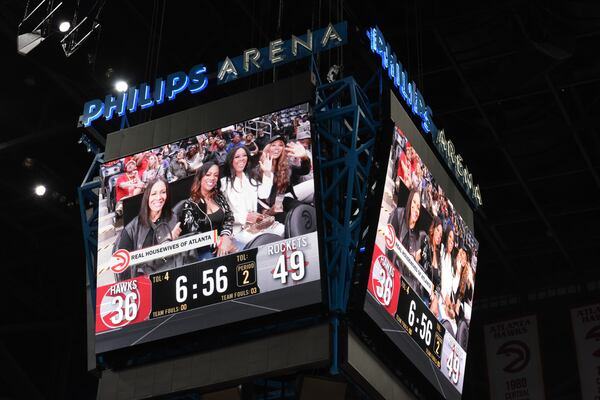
(312, 65, 381, 373)
(78, 150, 103, 306)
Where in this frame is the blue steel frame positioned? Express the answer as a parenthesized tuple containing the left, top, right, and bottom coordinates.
(78, 150, 103, 307)
(312, 63, 382, 373)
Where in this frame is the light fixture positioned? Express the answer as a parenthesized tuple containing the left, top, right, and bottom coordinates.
(58, 21, 70, 32)
(35, 185, 47, 196)
(17, 1, 64, 55)
(115, 80, 128, 92)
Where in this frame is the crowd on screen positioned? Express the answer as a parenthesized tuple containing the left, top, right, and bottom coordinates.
(100, 106, 315, 277)
(387, 126, 478, 348)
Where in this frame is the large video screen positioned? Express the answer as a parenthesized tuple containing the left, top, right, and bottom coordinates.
(364, 126, 479, 398)
(95, 104, 321, 354)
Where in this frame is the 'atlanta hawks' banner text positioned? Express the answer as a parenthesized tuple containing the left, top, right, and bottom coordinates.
(484, 315, 545, 400)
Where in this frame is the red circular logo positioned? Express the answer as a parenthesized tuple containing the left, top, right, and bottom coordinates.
(371, 255, 394, 306)
(100, 289, 140, 329)
(385, 224, 396, 250)
(110, 249, 131, 273)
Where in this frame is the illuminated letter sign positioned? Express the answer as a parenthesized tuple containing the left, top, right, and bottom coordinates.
(82, 22, 348, 127)
(81, 64, 208, 128)
(217, 22, 347, 84)
(367, 26, 482, 207)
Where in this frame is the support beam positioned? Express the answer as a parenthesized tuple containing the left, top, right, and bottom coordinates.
(544, 74, 600, 189)
(435, 75, 600, 117)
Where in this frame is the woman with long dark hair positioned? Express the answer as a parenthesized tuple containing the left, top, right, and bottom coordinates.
(115, 176, 182, 277)
(179, 162, 236, 258)
(388, 188, 422, 260)
(258, 135, 311, 221)
(419, 216, 443, 314)
(221, 146, 273, 234)
(386, 188, 426, 302)
(422, 216, 443, 290)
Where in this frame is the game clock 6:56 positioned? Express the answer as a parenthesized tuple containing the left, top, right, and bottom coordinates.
(395, 277, 445, 367)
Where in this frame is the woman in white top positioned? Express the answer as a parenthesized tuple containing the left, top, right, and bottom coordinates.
(142, 153, 163, 183)
(220, 146, 274, 236)
(439, 226, 459, 335)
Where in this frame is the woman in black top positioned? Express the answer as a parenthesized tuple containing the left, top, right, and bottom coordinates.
(420, 216, 443, 313)
(115, 176, 182, 278)
(179, 162, 236, 258)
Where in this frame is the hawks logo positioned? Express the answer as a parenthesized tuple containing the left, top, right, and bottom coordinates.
(110, 249, 131, 273)
(585, 325, 600, 357)
(497, 340, 530, 373)
(384, 224, 396, 250)
(95, 277, 152, 332)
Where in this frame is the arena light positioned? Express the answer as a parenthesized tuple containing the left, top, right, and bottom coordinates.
(34, 184, 47, 196)
(17, 1, 63, 55)
(115, 80, 128, 93)
(58, 21, 70, 33)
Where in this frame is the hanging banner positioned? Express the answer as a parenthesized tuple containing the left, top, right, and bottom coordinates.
(484, 315, 545, 400)
(571, 303, 600, 399)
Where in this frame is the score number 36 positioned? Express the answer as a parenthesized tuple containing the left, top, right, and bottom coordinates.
(272, 251, 305, 284)
(111, 293, 138, 325)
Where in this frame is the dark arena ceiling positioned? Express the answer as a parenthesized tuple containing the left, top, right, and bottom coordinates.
(2, 0, 600, 399)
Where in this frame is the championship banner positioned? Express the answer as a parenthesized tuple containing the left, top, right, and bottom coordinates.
(570, 303, 600, 399)
(484, 316, 545, 400)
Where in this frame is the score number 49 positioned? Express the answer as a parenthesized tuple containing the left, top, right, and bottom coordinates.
(272, 251, 305, 283)
(446, 344, 461, 385)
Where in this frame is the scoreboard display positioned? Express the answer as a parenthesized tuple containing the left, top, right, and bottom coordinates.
(95, 104, 322, 354)
(364, 124, 479, 399)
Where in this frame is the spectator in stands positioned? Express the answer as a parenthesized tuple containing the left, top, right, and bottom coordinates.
(208, 135, 219, 152)
(255, 128, 269, 150)
(221, 146, 273, 236)
(142, 153, 163, 183)
(178, 162, 236, 258)
(295, 131, 313, 184)
(115, 157, 145, 217)
(157, 152, 169, 173)
(168, 148, 191, 182)
(225, 132, 244, 154)
(388, 188, 423, 261)
(114, 176, 182, 277)
(244, 133, 259, 157)
(386, 188, 426, 303)
(133, 151, 150, 179)
(258, 135, 311, 222)
(420, 216, 443, 312)
(186, 144, 203, 172)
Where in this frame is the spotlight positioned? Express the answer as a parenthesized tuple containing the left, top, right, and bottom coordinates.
(35, 185, 47, 196)
(58, 21, 70, 33)
(115, 80, 128, 93)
